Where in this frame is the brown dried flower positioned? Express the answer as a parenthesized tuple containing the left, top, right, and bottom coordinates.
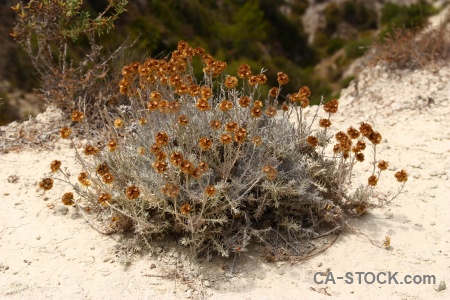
(237, 63, 251, 78)
(196, 98, 210, 111)
(234, 128, 247, 143)
(84, 145, 99, 156)
(71, 111, 84, 122)
(277, 72, 289, 85)
(282, 104, 289, 111)
(319, 119, 332, 128)
(204, 185, 216, 197)
(220, 134, 233, 145)
(394, 170, 408, 182)
(181, 160, 194, 174)
(155, 132, 169, 146)
(170, 151, 184, 166)
(60, 127, 72, 139)
(50, 160, 61, 172)
(96, 163, 109, 176)
(149, 143, 161, 154)
(225, 121, 238, 132)
(219, 100, 233, 112)
(262, 165, 278, 181)
(250, 106, 263, 118)
(378, 160, 389, 171)
(323, 99, 339, 114)
(152, 160, 168, 173)
(347, 127, 360, 139)
(210, 120, 221, 130)
(139, 118, 147, 125)
(158, 100, 170, 113)
(102, 173, 114, 184)
(147, 100, 159, 111)
(269, 87, 279, 97)
(368, 175, 378, 186)
(252, 136, 263, 146)
(78, 172, 90, 186)
(114, 118, 124, 128)
(201, 86, 212, 99)
(62, 192, 74, 206)
(355, 153, 365, 162)
(199, 137, 213, 151)
(180, 203, 192, 215)
(39, 178, 54, 191)
(98, 193, 112, 206)
(239, 96, 251, 108)
(178, 115, 188, 125)
(224, 76, 238, 89)
(359, 122, 374, 137)
(369, 131, 382, 145)
(306, 136, 319, 148)
(126, 185, 140, 200)
(265, 106, 277, 117)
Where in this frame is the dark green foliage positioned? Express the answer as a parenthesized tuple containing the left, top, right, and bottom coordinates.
(381, 0, 438, 30)
(345, 39, 371, 59)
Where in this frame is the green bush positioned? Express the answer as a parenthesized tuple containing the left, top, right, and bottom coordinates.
(381, 0, 438, 30)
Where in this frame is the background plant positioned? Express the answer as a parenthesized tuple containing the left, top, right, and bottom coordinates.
(41, 41, 408, 260)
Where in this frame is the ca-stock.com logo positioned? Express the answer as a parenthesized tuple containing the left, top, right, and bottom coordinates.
(314, 271, 436, 285)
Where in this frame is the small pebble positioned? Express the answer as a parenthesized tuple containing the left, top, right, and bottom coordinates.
(90, 246, 95, 250)
(150, 263, 156, 269)
(36, 236, 41, 240)
(434, 281, 446, 292)
(430, 222, 436, 226)
(203, 280, 211, 287)
(186, 289, 193, 298)
(317, 262, 323, 267)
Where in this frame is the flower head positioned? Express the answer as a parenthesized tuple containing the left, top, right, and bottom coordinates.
(39, 178, 54, 191)
(199, 137, 213, 151)
(96, 163, 109, 176)
(394, 170, 408, 182)
(225, 121, 238, 132)
(220, 133, 233, 145)
(84, 145, 99, 156)
(78, 172, 91, 186)
(250, 106, 263, 118)
(277, 72, 289, 85)
(265, 106, 277, 117)
(102, 173, 114, 184)
(162, 182, 180, 198)
(126, 185, 140, 200)
(224, 76, 238, 89)
(60, 127, 72, 139)
(368, 175, 378, 186)
(239, 96, 251, 108)
(178, 115, 188, 125)
(378, 160, 389, 171)
(152, 160, 168, 173)
(306, 136, 319, 148)
(50, 160, 61, 172)
(180, 203, 192, 215)
(71, 111, 84, 122)
(196, 98, 210, 111)
(219, 100, 233, 112)
(319, 119, 332, 128)
(347, 127, 360, 139)
(62, 192, 74, 206)
(234, 128, 247, 143)
(98, 193, 112, 206)
(323, 99, 339, 114)
(252, 136, 262, 146)
(210, 120, 221, 130)
(204, 185, 216, 197)
(155, 132, 169, 146)
(170, 151, 184, 166)
(114, 118, 124, 128)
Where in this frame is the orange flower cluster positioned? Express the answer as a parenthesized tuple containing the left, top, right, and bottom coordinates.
(248, 74, 267, 86)
(62, 192, 74, 206)
(204, 185, 216, 197)
(359, 123, 382, 145)
(378, 160, 389, 171)
(224, 76, 238, 89)
(277, 72, 289, 85)
(289, 86, 311, 108)
(306, 136, 319, 148)
(237, 63, 252, 79)
(394, 170, 408, 182)
(78, 172, 91, 186)
(334, 131, 352, 158)
(180, 203, 192, 215)
(50, 160, 61, 172)
(98, 193, 112, 206)
(84, 145, 99, 156)
(39, 178, 54, 191)
(126, 185, 140, 200)
(262, 165, 278, 181)
(323, 99, 339, 114)
(96, 163, 109, 176)
(71, 110, 84, 122)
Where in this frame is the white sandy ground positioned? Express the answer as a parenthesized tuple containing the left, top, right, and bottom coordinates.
(0, 61, 449, 299)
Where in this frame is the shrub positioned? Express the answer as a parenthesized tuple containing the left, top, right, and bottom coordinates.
(381, 0, 438, 30)
(369, 13, 450, 70)
(40, 41, 407, 260)
(345, 39, 371, 59)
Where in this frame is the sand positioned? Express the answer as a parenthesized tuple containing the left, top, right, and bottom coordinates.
(1, 60, 449, 299)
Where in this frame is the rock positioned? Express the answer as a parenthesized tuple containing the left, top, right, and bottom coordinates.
(150, 263, 156, 269)
(434, 281, 446, 292)
(186, 289, 193, 298)
(203, 280, 211, 287)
